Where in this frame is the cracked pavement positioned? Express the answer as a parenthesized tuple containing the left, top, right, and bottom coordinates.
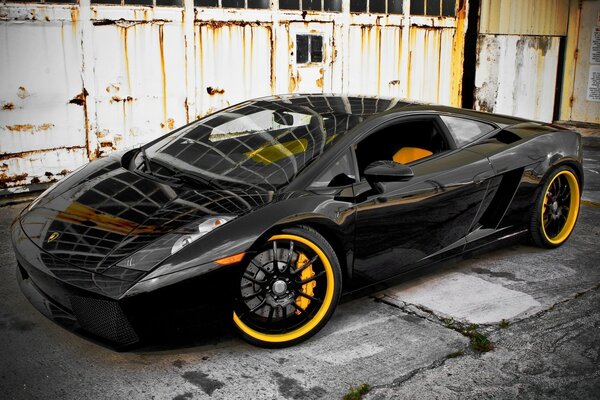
(0, 139, 599, 400)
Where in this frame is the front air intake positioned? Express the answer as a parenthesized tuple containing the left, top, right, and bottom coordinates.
(70, 296, 139, 346)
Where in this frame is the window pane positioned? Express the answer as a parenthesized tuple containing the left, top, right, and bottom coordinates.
(440, 116, 496, 146)
(45, 0, 78, 3)
(410, 0, 425, 15)
(222, 0, 245, 7)
(248, 0, 270, 8)
(311, 151, 354, 188)
(280, 0, 300, 9)
(195, 0, 218, 6)
(324, 0, 342, 12)
(126, 0, 152, 5)
(91, 0, 122, 4)
(426, 0, 440, 16)
(310, 35, 323, 62)
(370, 0, 385, 13)
(350, 0, 367, 13)
(296, 35, 309, 64)
(302, 0, 321, 11)
(156, 0, 183, 6)
(441, 0, 456, 16)
(388, 0, 402, 14)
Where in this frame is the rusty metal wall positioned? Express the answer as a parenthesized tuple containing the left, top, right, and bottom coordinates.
(474, 0, 570, 122)
(479, 0, 569, 36)
(0, 0, 468, 193)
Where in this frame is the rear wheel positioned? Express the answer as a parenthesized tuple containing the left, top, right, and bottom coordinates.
(233, 226, 341, 347)
(530, 166, 580, 248)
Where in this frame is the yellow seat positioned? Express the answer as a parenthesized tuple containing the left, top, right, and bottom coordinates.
(392, 147, 433, 164)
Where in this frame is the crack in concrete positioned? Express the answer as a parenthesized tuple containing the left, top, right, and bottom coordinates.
(368, 282, 600, 393)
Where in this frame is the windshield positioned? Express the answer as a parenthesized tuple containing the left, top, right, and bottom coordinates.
(144, 98, 366, 191)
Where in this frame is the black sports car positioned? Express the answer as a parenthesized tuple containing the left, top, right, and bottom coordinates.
(12, 94, 582, 348)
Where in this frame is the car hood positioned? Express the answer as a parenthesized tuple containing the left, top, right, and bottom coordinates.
(19, 157, 272, 277)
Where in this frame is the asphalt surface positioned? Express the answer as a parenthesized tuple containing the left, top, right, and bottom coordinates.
(1, 140, 599, 400)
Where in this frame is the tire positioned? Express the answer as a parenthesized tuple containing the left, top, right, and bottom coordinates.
(233, 225, 342, 347)
(530, 165, 581, 248)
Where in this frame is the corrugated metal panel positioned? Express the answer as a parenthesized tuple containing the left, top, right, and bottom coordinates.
(479, 0, 569, 36)
(91, 17, 188, 157)
(474, 34, 561, 122)
(0, 6, 88, 190)
(195, 22, 274, 118)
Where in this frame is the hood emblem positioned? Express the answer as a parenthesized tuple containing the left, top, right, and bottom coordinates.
(48, 232, 60, 242)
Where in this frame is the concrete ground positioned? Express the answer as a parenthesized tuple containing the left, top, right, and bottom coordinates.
(1, 139, 599, 400)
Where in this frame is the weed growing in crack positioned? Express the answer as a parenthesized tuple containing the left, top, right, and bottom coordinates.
(343, 384, 370, 400)
(446, 350, 465, 359)
(442, 318, 455, 329)
(468, 331, 495, 352)
(499, 319, 510, 328)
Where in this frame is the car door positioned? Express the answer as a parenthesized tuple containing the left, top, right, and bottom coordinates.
(352, 117, 496, 284)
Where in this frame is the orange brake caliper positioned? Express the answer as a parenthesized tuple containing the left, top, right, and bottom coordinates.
(295, 252, 316, 315)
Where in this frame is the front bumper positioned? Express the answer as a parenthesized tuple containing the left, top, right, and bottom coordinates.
(13, 219, 242, 348)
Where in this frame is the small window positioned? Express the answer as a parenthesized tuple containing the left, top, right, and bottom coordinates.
(350, 0, 402, 14)
(410, 0, 455, 16)
(296, 34, 324, 64)
(280, 0, 300, 9)
(195, 0, 218, 6)
(440, 116, 496, 146)
(311, 151, 355, 188)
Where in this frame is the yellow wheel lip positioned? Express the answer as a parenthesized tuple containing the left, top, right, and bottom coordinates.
(233, 233, 335, 344)
(541, 170, 580, 245)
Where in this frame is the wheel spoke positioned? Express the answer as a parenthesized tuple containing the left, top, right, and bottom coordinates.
(292, 255, 319, 275)
(251, 260, 271, 276)
(243, 273, 267, 285)
(272, 240, 278, 270)
(297, 291, 323, 304)
(286, 240, 295, 267)
(291, 302, 306, 315)
(267, 305, 275, 323)
(297, 270, 326, 285)
(250, 298, 267, 313)
(242, 290, 263, 301)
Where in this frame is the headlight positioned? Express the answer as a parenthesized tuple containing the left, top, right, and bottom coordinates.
(170, 216, 235, 254)
(116, 215, 236, 271)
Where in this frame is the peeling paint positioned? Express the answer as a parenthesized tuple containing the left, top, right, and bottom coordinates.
(2, 103, 15, 111)
(16, 86, 29, 100)
(0, 173, 28, 188)
(5, 123, 55, 133)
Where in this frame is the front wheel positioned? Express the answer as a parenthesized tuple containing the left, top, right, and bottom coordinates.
(530, 166, 581, 248)
(233, 226, 342, 347)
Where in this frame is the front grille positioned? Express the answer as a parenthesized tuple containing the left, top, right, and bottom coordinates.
(70, 296, 139, 345)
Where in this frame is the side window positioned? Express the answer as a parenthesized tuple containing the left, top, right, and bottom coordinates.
(310, 151, 355, 188)
(441, 115, 496, 146)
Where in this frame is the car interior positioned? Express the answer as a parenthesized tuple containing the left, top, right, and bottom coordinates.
(354, 118, 451, 177)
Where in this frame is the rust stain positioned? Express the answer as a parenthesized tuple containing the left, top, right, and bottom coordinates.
(70, 7, 78, 36)
(206, 86, 225, 95)
(158, 24, 168, 129)
(106, 84, 120, 93)
(68, 89, 88, 106)
(2, 103, 14, 111)
(5, 123, 55, 133)
(268, 26, 275, 95)
(31, 177, 40, 184)
(0, 146, 86, 163)
(44, 171, 54, 177)
(92, 19, 172, 27)
(99, 141, 115, 149)
(316, 67, 324, 89)
(184, 98, 190, 123)
(167, 118, 174, 130)
(389, 80, 400, 85)
(0, 173, 28, 188)
(0, 163, 8, 172)
(450, 0, 468, 107)
(109, 95, 133, 103)
(123, 27, 131, 91)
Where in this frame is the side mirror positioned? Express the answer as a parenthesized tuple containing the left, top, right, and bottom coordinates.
(364, 160, 414, 185)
